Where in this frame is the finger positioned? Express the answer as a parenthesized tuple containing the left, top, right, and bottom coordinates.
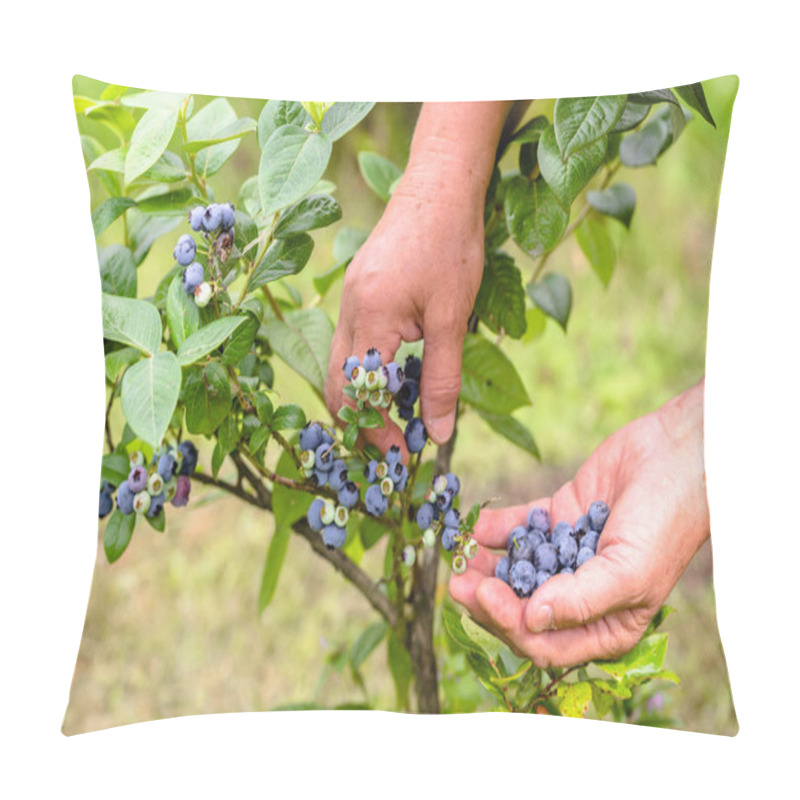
(473, 501, 552, 549)
(474, 577, 527, 639)
(449, 569, 518, 636)
(419, 311, 467, 445)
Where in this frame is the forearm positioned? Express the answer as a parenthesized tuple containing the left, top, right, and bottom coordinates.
(395, 101, 514, 204)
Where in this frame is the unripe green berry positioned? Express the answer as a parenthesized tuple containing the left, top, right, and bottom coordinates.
(129, 451, 145, 468)
(376, 461, 389, 480)
(334, 505, 349, 528)
(376, 369, 388, 390)
(433, 474, 448, 495)
(147, 472, 164, 496)
(380, 476, 394, 497)
(369, 389, 382, 407)
(351, 366, 367, 389)
(133, 491, 151, 515)
(425, 487, 438, 504)
(320, 498, 336, 526)
(452, 554, 467, 574)
(194, 281, 213, 307)
(463, 539, 478, 559)
(422, 528, 437, 548)
(365, 370, 379, 391)
(357, 387, 370, 405)
(402, 545, 416, 567)
(380, 390, 393, 408)
(299, 449, 316, 470)
(164, 477, 178, 502)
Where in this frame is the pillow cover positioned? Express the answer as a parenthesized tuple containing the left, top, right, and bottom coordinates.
(64, 75, 738, 734)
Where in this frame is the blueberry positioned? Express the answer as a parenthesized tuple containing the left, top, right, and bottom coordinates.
(133, 491, 151, 515)
(310, 469, 328, 488)
(452, 554, 467, 575)
(580, 530, 600, 553)
(422, 528, 437, 548)
(445, 473, 461, 496)
(362, 348, 382, 372)
(576, 547, 595, 568)
(338, 481, 359, 509)
(128, 465, 148, 493)
(99, 491, 113, 519)
(385, 445, 402, 466)
(526, 506, 551, 533)
(343, 355, 360, 381)
(164, 477, 177, 502)
(435, 489, 453, 513)
(173, 234, 197, 266)
(510, 560, 536, 598)
(495, 556, 510, 583)
(101, 481, 116, 495)
(157, 453, 178, 481)
(534, 542, 559, 574)
(307, 498, 325, 532)
(536, 570, 554, 589)
(147, 472, 165, 496)
(588, 501, 610, 532)
(441, 527, 459, 551)
(396, 379, 419, 408)
(194, 282, 212, 307)
(402, 545, 416, 567)
(178, 441, 198, 475)
(146, 492, 165, 518)
(220, 202, 236, 231)
(443, 508, 461, 529)
(320, 428, 335, 447)
(404, 355, 422, 382)
(526, 529, 547, 550)
(171, 475, 191, 506)
(182, 262, 204, 294)
(328, 460, 348, 491)
(299, 422, 324, 452)
(557, 535, 578, 569)
(397, 405, 414, 421)
(188, 206, 205, 230)
(416, 502, 436, 530)
(405, 418, 428, 453)
(506, 525, 528, 553)
(363, 460, 379, 483)
(559, 567, 574, 575)
(203, 203, 223, 231)
(315, 443, 334, 471)
(365, 484, 388, 516)
(322, 524, 347, 550)
(551, 522, 575, 548)
(384, 362, 404, 393)
(393, 464, 409, 492)
(116, 481, 135, 515)
(574, 513, 592, 538)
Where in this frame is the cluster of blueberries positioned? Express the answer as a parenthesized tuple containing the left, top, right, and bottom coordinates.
(343, 349, 428, 454)
(99, 441, 198, 520)
(415, 472, 477, 574)
(494, 500, 610, 598)
(173, 202, 237, 308)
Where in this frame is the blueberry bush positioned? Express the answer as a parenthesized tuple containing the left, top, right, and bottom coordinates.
(76, 79, 717, 719)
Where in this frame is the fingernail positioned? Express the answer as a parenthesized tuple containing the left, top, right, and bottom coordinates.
(426, 413, 455, 445)
(530, 604, 554, 633)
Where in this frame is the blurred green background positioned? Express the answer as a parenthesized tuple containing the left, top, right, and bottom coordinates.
(64, 76, 738, 735)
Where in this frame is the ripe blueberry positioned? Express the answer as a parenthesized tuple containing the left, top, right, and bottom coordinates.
(416, 502, 435, 530)
(220, 202, 236, 231)
(526, 506, 551, 533)
(384, 362, 404, 394)
(580, 530, 600, 553)
(404, 355, 422, 382)
(404, 417, 427, 453)
(362, 348, 382, 372)
(188, 206, 205, 231)
(182, 262, 204, 294)
(299, 422, 324, 453)
(99, 491, 113, 519)
(385, 445, 402, 466)
(557, 536, 578, 569)
(322, 524, 347, 550)
(117, 481, 135, 515)
(128, 465, 148, 493)
(173, 234, 197, 266)
(441, 527, 458, 551)
(534, 542, 559, 574)
(338, 481, 359, 509)
(588, 501, 610, 532)
(365, 484, 388, 516)
(576, 547, 595, 568)
(203, 203, 223, 232)
(171, 475, 191, 506)
(495, 556, 510, 583)
(328, 460, 348, 491)
(343, 355, 360, 381)
(363, 460, 379, 483)
(307, 498, 325, 532)
(178, 441, 198, 475)
(157, 453, 178, 481)
(147, 492, 165, 518)
(510, 560, 536, 598)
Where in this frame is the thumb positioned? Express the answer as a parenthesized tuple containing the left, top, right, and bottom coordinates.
(419, 314, 466, 445)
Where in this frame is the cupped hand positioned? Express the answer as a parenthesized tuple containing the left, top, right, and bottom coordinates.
(449, 382, 709, 668)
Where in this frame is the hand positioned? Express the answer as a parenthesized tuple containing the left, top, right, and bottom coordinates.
(324, 102, 513, 454)
(449, 381, 710, 668)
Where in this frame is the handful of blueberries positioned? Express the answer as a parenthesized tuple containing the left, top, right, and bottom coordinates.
(495, 500, 610, 598)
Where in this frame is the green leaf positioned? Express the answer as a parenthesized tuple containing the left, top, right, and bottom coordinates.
(628, 89, 680, 106)
(221, 312, 260, 366)
(144, 510, 166, 532)
(586, 183, 636, 228)
(619, 115, 671, 167)
(594, 633, 668, 681)
(557, 681, 593, 718)
(88, 146, 127, 174)
(121, 352, 181, 449)
(183, 361, 232, 435)
(350, 621, 388, 670)
(257, 100, 310, 148)
(103, 509, 136, 563)
(647, 605, 676, 634)
(611, 102, 650, 133)
(258, 524, 292, 613)
(125, 107, 179, 185)
(553, 95, 627, 159)
(674, 83, 715, 127)
(575, 216, 616, 287)
(166, 275, 200, 348)
(343, 422, 358, 451)
(140, 150, 188, 183)
(262, 308, 334, 394)
(92, 196, 137, 236)
(478, 411, 540, 460)
(271, 404, 307, 431)
(442, 604, 490, 657)
(176, 317, 248, 366)
(259, 126, 332, 216)
(527, 273, 572, 331)
(135, 185, 198, 215)
(509, 115, 550, 145)
(81, 135, 122, 196)
(99, 245, 137, 298)
(102, 293, 162, 355)
(120, 91, 186, 111)
(186, 97, 245, 177)
(320, 102, 375, 141)
(465, 651, 506, 703)
(249, 233, 314, 291)
(313, 264, 344, 297)
(387, 631, 413, 710)
(474, 251, 527, 338)
(538, 125, 606, 209)
(357, 407, 384, 430)
(358, 151, 402, 202)
(521, 307, 547, 343)
(249, 425, 271, 459)
(217, 415, 241, 455)
(514, 666, 543, 707)
(338, 406, 357, 424)
(504, 175, 568, 258)
(104, 347, 140, 383)
(461, 614, 502, 661)
(253, 392, 275, 425)
(129, 215, 183, 266)
(184, 117, 256, 153)
(274, 194, 342, 238)
(460, 334, 530, 414)
(101, 453, 130, 486)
